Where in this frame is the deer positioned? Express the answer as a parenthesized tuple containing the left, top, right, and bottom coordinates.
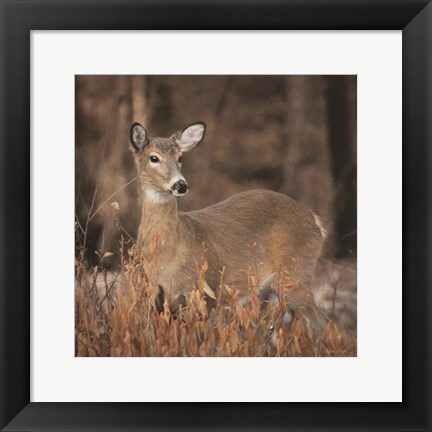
(129, 121, 329, 334)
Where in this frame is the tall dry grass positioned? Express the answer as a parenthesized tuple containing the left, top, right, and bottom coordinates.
(75, 232, 357, 357)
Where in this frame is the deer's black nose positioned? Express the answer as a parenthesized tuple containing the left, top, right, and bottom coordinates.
(173, 179, 188, 195)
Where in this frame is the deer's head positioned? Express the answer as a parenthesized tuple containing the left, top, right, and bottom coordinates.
(129, 122, 205, 202)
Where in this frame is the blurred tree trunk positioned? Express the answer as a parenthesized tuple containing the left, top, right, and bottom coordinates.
(326, 76, 357, 258)
(282, 75, 334, 251)
(98, 76, 151, 264)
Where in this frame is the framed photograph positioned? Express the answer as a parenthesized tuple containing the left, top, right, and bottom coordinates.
(74, 73, 358, 359)
(1, 1, 431, 431)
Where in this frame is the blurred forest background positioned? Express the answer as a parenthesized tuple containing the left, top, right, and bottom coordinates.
(75, 75, 356, 267)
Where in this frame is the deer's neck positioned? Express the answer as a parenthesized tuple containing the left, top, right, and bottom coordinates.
(137, 194, 180, 257)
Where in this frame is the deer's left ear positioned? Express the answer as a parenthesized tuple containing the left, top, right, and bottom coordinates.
(175, 122, 206, 152)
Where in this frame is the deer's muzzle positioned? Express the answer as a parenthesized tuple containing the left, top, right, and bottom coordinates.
(171, 179, 189, 196)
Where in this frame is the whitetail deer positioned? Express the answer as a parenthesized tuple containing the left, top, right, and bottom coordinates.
(129, 122, 329, 332)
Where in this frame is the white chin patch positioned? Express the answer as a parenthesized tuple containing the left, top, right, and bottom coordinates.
(145, 189, 170, 203)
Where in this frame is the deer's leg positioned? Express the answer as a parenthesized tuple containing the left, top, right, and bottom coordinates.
(262, 273, 329, 337)
(155, 285, 186, 317)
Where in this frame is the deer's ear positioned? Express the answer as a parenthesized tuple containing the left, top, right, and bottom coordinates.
(175, 122, 206, 152)
(130, 123, 148, 153)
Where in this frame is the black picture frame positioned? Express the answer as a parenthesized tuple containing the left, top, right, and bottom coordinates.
(1, 1, 431, 431)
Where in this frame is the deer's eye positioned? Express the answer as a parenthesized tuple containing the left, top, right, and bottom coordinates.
(149, 156, 160, 164)
(178, 156, 183, 164)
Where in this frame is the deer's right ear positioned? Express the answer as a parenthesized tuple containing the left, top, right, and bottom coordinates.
(130, 123, 148, 153)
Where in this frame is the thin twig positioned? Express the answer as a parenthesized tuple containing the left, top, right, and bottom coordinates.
(80, 184, 98, 260)
(88, 176, 138, 223)
(75, 214, 85, 236)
